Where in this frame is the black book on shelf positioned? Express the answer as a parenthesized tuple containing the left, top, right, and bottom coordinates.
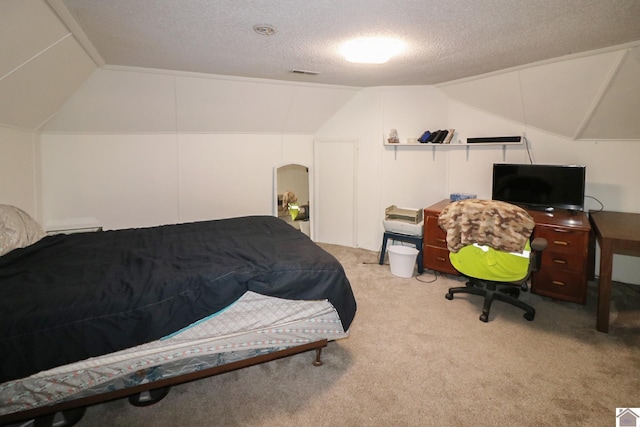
(428, 130, 442, 143)
(434, 130, 448, 143)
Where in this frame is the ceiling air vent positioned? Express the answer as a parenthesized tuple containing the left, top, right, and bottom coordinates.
(253, 24, 276, 36)
(291, 69, 320, 75)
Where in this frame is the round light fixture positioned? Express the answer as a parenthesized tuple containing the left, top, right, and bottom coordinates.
(340, 37, 405, 64)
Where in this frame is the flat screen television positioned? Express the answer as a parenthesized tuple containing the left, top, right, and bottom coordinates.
(492, 163, 586, 212)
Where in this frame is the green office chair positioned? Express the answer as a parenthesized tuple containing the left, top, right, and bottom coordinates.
(438, 199, 547, 322)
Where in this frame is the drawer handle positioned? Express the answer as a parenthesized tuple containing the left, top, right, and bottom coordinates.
(553, 228, 570, 233)
(553, 259, 567, 264)
(553, 240, 569, 246)
(436, 238, 446, 243)
(552, 280, 565, 286)
(436, 257, 446, 262)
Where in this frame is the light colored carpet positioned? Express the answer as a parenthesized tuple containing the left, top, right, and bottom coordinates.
(76, 243, 639, 426)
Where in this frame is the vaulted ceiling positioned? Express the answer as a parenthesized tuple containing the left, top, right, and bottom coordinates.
(53, 0, 640, 87)
(1, 0, 640, 138)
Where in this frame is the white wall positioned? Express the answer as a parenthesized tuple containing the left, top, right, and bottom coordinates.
(177, 134, 285, 222)
(38, 68, 340, 230)
(318, 87, 640, 284)
(33, 55, 640, 284)
(317, 86, 525, 253)
(0, 126, 39, 218)
(42, 69, 359, 134)
(443, 101, 532, 200)
(40, 133, 312, 230)
(41, 134, 179, 229)
(0, 0, 97, 131)
(438, 45, 640, 141)
(316, 86, 449, 251)
(525, 128, 640, 285)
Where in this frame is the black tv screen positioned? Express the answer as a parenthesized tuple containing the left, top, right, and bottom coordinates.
(492, 163, 586, 212)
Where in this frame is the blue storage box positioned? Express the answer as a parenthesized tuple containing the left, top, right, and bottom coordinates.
(450, 193, 477, 202)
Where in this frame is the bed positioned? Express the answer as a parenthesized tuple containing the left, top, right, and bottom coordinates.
(0, 205, 357, 426)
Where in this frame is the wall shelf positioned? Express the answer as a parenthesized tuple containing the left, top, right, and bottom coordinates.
(382, 142, 522, 147)
(383, 134, 524, 161)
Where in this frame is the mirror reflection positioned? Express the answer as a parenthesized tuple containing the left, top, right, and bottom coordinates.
(275, 164, 310, 237)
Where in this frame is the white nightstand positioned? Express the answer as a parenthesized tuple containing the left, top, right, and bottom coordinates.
(45, 219, 103, 235)
(46, 226, 103, 235)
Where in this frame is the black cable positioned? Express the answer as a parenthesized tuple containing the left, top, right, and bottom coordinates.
(621, 282, 640, 295)
(585, 195, 604, 213)
(416, 270, 439, 283)
(524, 136, 534, 164)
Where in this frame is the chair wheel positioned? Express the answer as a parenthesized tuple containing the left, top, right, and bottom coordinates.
(128, 387, 171, 407)
(479, 313, 489, 322)
(445, 293, 453, 300)
(34, 407, 86, 427)
(523, 312, 535, 321)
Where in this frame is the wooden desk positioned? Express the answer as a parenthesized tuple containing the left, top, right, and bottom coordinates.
(423, 199, 591, 303)
(589, 211, 640, 333)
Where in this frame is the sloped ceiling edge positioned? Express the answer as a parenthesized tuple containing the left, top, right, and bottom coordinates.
(42, 68, 360, 134)
(438, 46, 640, 140)
(0, 36, 96, 131)
(0, 0, 97, 131)
(581, 47, 640, 139)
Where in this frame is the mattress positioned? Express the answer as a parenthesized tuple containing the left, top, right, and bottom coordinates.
(0, 215, 357, 383)
(0, 291, 348, 416)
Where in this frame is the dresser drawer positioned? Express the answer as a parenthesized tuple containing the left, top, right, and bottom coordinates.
(424, 245, 458, 275)
(425, 216, 447, 248)
(533, 226, 588, 256)
(540, 251, 586, 274)
(531, 269, 586, 304)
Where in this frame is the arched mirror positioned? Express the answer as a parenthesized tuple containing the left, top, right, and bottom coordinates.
(273, 163, 311, 238)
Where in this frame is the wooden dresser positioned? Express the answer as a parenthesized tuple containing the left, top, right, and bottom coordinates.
(423, 200, 460, 276)
(423, 199, 592, 304)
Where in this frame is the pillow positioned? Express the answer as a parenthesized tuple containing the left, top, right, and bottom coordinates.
(0, 204, 46, 256)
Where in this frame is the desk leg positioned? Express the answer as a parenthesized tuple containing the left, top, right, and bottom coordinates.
(379, 234, 389, 266)
(597, 240, 614, 333)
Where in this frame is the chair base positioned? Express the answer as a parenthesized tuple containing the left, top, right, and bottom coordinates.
(445, 278, 535, 322)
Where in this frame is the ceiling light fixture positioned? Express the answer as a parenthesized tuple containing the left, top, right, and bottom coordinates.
(253, 24, 276, 36)
(340, 37, 405, 64)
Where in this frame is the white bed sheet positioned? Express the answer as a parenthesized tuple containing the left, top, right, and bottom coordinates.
(0, 291, 348, 415)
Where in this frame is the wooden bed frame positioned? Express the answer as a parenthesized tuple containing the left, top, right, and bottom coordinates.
(0, 339, 328, 426)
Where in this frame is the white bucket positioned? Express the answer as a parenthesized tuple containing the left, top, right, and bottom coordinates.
(387, 245, 419, 278)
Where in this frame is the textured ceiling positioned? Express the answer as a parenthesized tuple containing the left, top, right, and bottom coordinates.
(53, 0, 640, 87)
